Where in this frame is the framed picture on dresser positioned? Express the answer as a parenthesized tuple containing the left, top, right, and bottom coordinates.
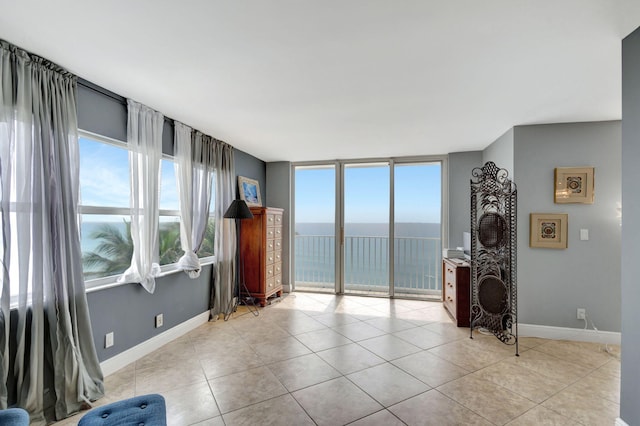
(238, 176, 262, 207)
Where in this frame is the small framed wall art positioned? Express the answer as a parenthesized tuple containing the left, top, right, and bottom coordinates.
(238, 176, 262, 207)
(554, 167, 594, 204)
(530, 213, 568, 249)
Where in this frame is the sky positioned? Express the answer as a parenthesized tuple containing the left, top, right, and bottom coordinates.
(79, 136, 180, 218)
(295, 162, 442, 224)
(80, 136, 441, 225)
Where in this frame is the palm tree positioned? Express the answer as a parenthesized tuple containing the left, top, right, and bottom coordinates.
(83, 218, 211, 279)
(158, 222, 183, 265)
(196, 218, 215, 257)
(82, 221, 133, 279)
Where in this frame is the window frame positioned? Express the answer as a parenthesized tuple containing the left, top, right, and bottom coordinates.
(78, 130, 216, 292)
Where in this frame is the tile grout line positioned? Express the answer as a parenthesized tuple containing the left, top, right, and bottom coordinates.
(84, 293, 621, 426)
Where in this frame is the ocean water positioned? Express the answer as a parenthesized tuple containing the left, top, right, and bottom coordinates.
(295, 222, 441, 238)
(295, 223, 442, 291)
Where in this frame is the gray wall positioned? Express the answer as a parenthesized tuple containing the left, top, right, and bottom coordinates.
(78, 81, 174, 156)
(621, 26, 640, 426)
(77, 79, 267, 362)
(513, 122, 621, 332)
(483, 127, 514, 176)
(266, 162, 292, 289)
(448, 151, 482, 248)
(77, 81, 127, 142)
(88, 267, 211, 361)
(234, 149, 267, 202)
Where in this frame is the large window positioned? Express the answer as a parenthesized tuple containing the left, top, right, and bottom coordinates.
(78, 132, 215, 285)
(79, 134, 132, 281)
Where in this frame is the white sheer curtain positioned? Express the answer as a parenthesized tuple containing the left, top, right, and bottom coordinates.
(211, 141, 235, 318)
(174, 124, 214, 278)
(0, 40, 103, 424)
(118, 100, 164, 293)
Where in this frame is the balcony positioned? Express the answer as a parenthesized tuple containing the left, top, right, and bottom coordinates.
(294, 235, 442, 298)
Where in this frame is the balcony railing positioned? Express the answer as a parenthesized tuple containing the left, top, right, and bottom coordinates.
(294, 235, 442, 297)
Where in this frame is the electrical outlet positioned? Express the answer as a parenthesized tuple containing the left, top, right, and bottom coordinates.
(155, 313, 164, 328)
(105, 332, 114, 348)
(577, 308, 586, 320)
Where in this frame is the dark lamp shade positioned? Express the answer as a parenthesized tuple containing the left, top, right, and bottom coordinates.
(223, 199, 254, 219)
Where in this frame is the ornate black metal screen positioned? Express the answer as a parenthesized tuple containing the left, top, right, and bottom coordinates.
(470, 161, 518, 355)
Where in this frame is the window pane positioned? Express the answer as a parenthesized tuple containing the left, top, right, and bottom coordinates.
(160, 159, 179, 211)
(79, 136, 129, 208)
(343, 163, 389, 295)
(159, 160, 181, 264)
(7, 212, 30, 297)
(159, 216, 183, 265)
(197, 217, 215, 258)
(81, 214, 132, 280)
(79, 135, 132, 281)
(294, 165, 336, 293)
(394, 162, 442, 299)
(197, 173, 216, 258)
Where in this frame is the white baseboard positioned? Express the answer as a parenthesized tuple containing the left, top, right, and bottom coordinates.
(519, 323, 620, 345)
(100, 311, 210, 376)
(615, 418, 629, 426)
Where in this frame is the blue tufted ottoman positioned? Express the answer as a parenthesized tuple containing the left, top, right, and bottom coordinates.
(78, 394, 167, 426)
(0, 407, 29, 425)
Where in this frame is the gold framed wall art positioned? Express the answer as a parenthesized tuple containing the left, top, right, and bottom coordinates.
(554, 167, 594, 204)
(530, 213, 568, 249)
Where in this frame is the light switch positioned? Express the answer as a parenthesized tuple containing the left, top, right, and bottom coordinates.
(580, 229, 589, 241)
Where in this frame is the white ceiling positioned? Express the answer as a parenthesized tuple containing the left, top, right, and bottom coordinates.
(2, 1, 640, 162)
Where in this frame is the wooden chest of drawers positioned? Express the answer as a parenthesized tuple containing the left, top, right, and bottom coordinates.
(240, 207, 284, 306)
(442, 258, 470, 327)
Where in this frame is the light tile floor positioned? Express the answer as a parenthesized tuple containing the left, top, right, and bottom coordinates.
(54, 292, 620, 426)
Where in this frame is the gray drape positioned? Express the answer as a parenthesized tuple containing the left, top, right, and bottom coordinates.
(211, 141, 236, 318)
(191, 132, 216, 257)
(0, 40, 104, 424)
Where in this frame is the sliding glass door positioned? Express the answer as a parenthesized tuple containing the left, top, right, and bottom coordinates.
(293, 165, 337, 293)
(393, 162, 442, 298)
(342, 162, 390, 296)
(293, 158, 444, 299)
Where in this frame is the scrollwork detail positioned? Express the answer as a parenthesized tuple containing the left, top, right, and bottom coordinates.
(470, 161, 518, 355)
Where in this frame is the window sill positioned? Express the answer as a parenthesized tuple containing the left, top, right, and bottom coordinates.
(85, 256, 216, 294)
(9, 257, 216, 307)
